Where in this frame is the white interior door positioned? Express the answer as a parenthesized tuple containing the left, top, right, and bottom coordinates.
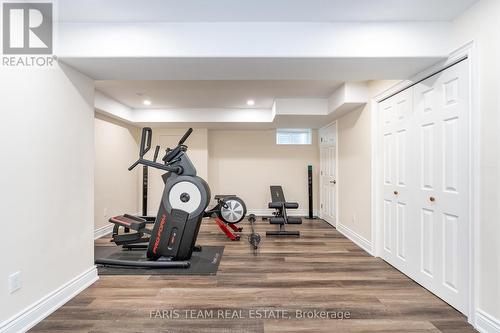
(379, 88, 415, 275)
(378, 59, 470, 314)
(320, 124, 337, 226)
(412, 60, 470, 314)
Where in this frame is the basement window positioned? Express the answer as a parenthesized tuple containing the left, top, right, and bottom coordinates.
(276, 128, 312, 145)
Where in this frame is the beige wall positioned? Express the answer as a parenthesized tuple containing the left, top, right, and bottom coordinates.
(452, 0, 500, 320)
(337, 81, 397, 241)
(0, 63, 95, 325)
(96, 126, 319, 220)
(94, 114, 140, 229)
(208, 130, 319, 214)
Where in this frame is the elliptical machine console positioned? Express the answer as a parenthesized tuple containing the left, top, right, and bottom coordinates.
(95, 127, 211, 269)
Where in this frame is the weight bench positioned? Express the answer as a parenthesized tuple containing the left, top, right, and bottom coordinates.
(266, 186, 302, 237)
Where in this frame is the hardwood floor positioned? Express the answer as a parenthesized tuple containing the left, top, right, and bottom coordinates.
(31, 218, 476, 332)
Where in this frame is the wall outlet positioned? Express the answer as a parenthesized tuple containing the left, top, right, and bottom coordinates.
(9, 271, 21, 294)
(352, 213, 357, 223)
(103, 208, 108, 219)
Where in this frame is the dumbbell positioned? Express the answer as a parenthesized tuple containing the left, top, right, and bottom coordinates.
(247, 214, 261, 250)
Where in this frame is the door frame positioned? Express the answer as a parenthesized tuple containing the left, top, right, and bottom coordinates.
(371, 41, 479, 323)
(319, 121, 339, 227)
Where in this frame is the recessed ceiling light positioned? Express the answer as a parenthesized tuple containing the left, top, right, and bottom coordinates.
(246, 99, 255, 106)
(143, 99, 152, 106)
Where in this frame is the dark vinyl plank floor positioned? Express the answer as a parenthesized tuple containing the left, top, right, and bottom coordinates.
(31, 218, 476, 333)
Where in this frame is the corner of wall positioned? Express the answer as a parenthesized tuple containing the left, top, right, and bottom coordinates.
(476, 310, 500, 333)
(0, 267, 98, 333)
(336, 222, 373, 255)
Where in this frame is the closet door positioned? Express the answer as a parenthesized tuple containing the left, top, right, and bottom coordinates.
(379, 59, 470, 314)
(379, 88, 416, 275)
(413, 59, 470, 313)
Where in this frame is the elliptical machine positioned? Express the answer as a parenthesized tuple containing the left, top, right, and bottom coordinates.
(95, 127, 211, 269)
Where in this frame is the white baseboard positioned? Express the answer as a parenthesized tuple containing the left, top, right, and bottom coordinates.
(94, 224, 113, 240)
(247, 208, 318, 217)
(336, 222, 373, 255)
(0, 266, 98, 333)
(476, 309, 500, 333)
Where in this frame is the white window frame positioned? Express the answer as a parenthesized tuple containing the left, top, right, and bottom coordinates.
(276, 128, 312, 145)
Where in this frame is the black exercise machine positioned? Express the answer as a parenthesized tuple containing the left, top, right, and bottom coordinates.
(95, 127, 211, 269)
(118, 194, 246, 244)
(125, 193, 246, 242)
(120, 136, 246, 243)
(204, 195, 246, 241)
(266, 185, 302, 237)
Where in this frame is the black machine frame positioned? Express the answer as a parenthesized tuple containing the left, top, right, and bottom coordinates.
(266, 185, 303, 237)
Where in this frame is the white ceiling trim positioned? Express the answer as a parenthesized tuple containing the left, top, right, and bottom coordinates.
(95, 82, 368, 128)
(95, 80, 344, 109)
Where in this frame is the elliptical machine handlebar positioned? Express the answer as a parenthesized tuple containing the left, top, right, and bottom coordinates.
(128, 127, 186, 174)
(178, 128, 193, 146)
(128, 127, 152, 171)
(162, 128, 193, 163)
(140, 127, 153, 157)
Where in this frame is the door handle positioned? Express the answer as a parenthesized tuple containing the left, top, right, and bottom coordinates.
(330, 180, 336, 184)
(429, 196, 436, 202)
(393, 190, 399, 195)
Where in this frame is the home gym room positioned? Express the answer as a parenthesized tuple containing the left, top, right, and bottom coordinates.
(1, 0, 499, 332)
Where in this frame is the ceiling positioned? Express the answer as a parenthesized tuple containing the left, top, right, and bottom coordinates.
(58, 0, 477, 23)
(96, 80, 344, 109)
(69, 0, 476, 128)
